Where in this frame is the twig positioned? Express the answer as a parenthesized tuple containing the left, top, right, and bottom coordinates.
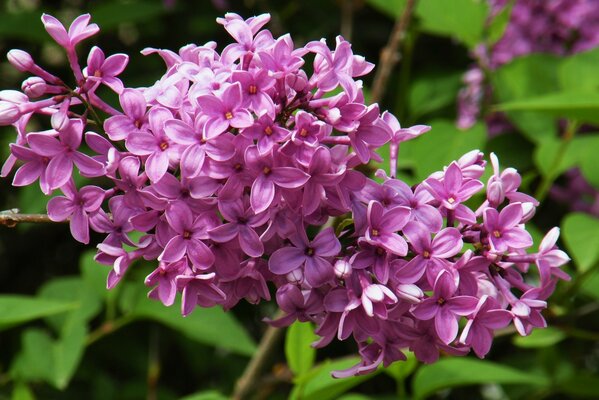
(0, 210, 65, 227)
(340, 0, 354, 41)
(232, 313, 286, 400)
(370, 0, 418, 104)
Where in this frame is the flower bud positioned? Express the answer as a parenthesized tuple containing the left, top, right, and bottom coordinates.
(334, 259, 352, 279)
(51, 109, 70, 132)
(0, 101, 21, 125)
(22, 77, 48, 98)
(487, 180, 505, 207)
(521, 202, 536, 222)
(286, 268, 303, 285)
(7, 49, 34, 72)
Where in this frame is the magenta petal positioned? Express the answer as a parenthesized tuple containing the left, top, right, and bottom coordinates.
(209, 223, 239, 243)
(72, 152, 104, 176)
(13, 162, 42, 186)
(395, 256, 427, 284)
(203, 117, 229, 140)
(70, 207, 89, 244)
(160, 236, 187, 262)
(238, 226, 264, 257)
(471, 327, 493, 358)
(270, 167, 310, 189)
(166, 203, 193, 234)
(304, 256, 334, 287)
(311, 227, 341, 257)
(145, 151, 170, 182)
(186, 240, 215, 268)
(402, 221, 430, 254)
(157, 279, 177, 306)
(46, 154, 73, 190)
(412, 299, 438, 320)
(251, 175, 275, 213)
(180, 144, 206, 178)
(377, 233, 408, 256)
(436, 309, 459, 344)
(432, 227, 463, 258)
(502, 228, 533, 249)
(164, 120, 196, 145)
(47, 196, 75, 221)
(268, 247, 306, 275)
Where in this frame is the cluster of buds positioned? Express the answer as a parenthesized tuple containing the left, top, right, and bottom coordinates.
(0, 12, 569, 376)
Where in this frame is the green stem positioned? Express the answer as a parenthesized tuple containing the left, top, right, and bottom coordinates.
(534, 120, 579, 202)
(86, 315, 135, 346)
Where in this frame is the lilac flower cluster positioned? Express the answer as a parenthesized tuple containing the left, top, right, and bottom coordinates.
(0, 13, 569, 376)
(457, 0, 599, 130)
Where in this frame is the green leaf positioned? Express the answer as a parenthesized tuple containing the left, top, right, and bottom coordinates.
(10, 329, 56, 383)
(557, 371, 599, 398)
(11, 382, 36, 400)
(365, 0, 407, 19)
(291, 357, 379, 400)
(513, 327, 566, 348)
(487, 1, 513, 45)
(562, 213, 599, 272)
(408, 71, 463, 120)
(178, 391, 229, 400)
(412, 358, 549, 400)
(581, 269, 599, 301)
(38, 277, 102, 331)
(0, 296, 77, 330)
(119, 282, 256, 356)
(496, 91, 599, 125)
(52, 314, 87, 389)
(415, 0, 489, 48)
(383, 351, 418, 381)
(399, 119, 486, 181)
(492, 54, 561, 142)
(559, 48, 599, 93)
(286, 321, 318, 377)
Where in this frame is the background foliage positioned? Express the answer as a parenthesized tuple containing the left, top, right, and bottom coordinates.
(0, 0, 598, 399)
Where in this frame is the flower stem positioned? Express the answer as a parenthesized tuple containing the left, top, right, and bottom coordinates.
(370, 0, 417, 104)
(534, 120, 579, 202)
(232, 312, 285, 400)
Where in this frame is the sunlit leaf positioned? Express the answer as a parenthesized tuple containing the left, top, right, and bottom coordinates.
(0, 296, 76, 330)
(562, 213, 599, 272)
(286, 321, 317, 377)
(513, 327, 566, 348)
(412, 358, 548, 400)
(119, 282, 256, 356)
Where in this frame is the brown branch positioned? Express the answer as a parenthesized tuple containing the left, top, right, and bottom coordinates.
(340, 0, 355, 41)
(370, 0, 418, 104)
(0, 210, 65, 227)
(232, 313, 286, 400)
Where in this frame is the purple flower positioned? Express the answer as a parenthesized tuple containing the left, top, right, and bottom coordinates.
(269, 227, 340, 287)
(41, 13, 99, 50)
(459, 295, 512, 358)
(26, 119, 104, 191)
(104, 88, 148, 141)
(536, 227, 571, 284)
(158, 203, 216, 269)
(196, 82, 254, 139)
(83, 46, 129, 93)
(177, 273, 226, 316)
(209, 199, 269, 257)
(364, 200, 411, 256)
(425, 162, 484, 210)
(245, 145, 310, 213)
(47, 180, 105, 244)
(126, 107, 182, 182)
(483, 202, 533, 253)
(412, 270, 478, 344)
(145, 259, 189, 306)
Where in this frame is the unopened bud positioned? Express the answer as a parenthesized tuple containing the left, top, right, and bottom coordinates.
(7, 49, 34, 72)
(0, 101, 21, 125)
(286, 268, 304, 285)
(521, 202, 536, 222)
(51, 110, 70, 132)
(334, 259, 352, 279)
(22, 77, 48, 98)
(487, 180, 505, 207)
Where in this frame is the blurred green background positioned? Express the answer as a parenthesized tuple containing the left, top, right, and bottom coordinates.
(1, 0, 598, 399)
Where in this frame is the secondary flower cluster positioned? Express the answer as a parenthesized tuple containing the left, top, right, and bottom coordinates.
(457, 0, 599, 130)
(0, 12, 569, 376)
